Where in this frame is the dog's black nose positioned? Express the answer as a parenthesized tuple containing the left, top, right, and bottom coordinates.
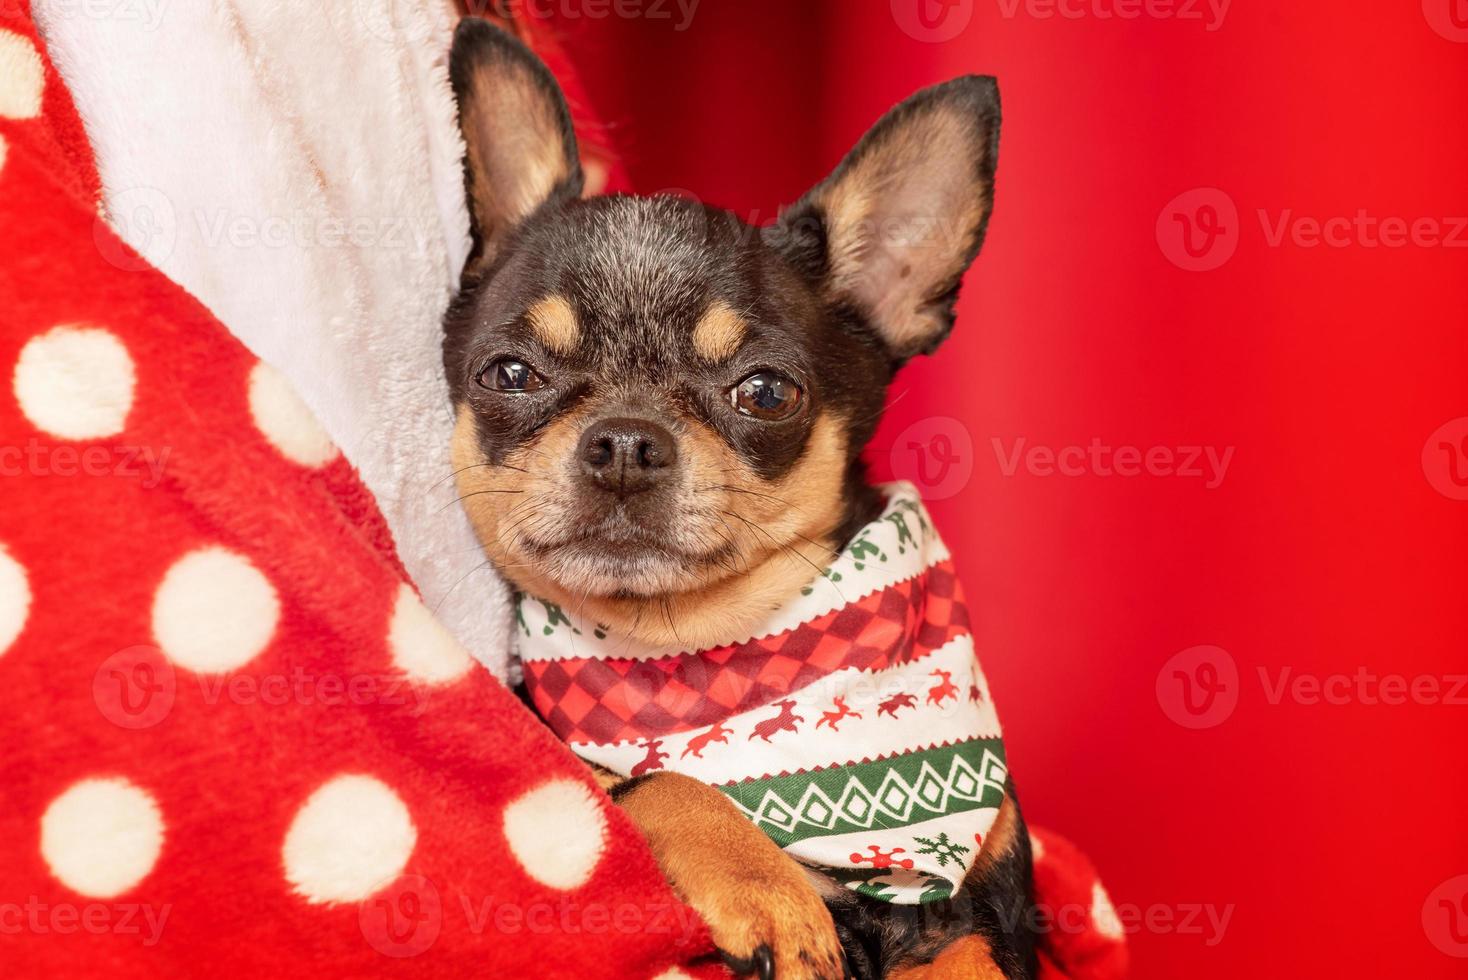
(578, 417, 678, 496)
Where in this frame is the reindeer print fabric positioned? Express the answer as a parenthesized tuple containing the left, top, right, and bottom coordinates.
(520, 483, 1007, 903)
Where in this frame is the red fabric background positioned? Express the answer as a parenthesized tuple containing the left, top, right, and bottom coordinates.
(546, 2, 1468, 977)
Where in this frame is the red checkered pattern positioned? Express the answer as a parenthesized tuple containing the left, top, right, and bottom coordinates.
(524, 560, 971, 745)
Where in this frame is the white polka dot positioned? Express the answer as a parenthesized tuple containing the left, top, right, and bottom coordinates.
(0, 29, 44, 119)
(651, 971, 695, 980)
(283, 775, 417, 904)
(1029, 832, 1045, 862)
(152, 547, 279, 673)
(503, 779, 606, 890)
(13, 326, 135, 439)
(1090, 880, 1124, 941)
(247, 362, 337, 467)
(41, 777, 164, 897)
(388, 583, 473, 685)
(0, 546, 29, 657)
(0, 134, 8, 176)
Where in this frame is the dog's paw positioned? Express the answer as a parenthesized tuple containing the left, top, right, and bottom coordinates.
(703, 880, 846, 980)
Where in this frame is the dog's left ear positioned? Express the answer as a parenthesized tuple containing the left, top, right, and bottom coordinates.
(777, 76, 1000, 362)
(450, 18, 583, 278)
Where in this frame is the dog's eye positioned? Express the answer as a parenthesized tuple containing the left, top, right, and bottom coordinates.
(479, 358, 545, 393)
(731, 371, 803, 421)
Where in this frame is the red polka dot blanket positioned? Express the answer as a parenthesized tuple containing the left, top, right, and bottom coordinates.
(0, 6, 1125, 977)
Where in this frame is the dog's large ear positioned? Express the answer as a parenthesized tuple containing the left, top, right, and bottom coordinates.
(777, 77, 1000, 362)
(450, 18, 583, 278)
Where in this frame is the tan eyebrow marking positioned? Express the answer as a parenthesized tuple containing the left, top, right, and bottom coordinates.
(525, 294, 579, 354)
(691, 300, 748, 362)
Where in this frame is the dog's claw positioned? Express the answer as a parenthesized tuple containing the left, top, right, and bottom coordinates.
(721, 943, 777, 980)
(755, 944, 775, 980)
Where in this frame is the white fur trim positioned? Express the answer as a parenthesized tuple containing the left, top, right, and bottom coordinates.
(13, 325, 135, 439)
(41, 777, 164, 898)
(34, 0, 510, 678)
(151, 546, 280, 673)
(248, 362, 338, 467)
(0, 29, 43, 119)
(388, 582, 473, 685)
(282, 774, 417, 904)
(503, 779, 606, 890)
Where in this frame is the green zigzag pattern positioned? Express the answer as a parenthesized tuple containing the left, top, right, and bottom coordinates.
(717, 737, 1006, 848)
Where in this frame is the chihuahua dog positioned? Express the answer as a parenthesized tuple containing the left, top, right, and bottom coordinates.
(444, 19, 1032, 980)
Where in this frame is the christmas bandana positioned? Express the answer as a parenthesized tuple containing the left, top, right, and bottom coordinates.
(519, 483, 1007, 904)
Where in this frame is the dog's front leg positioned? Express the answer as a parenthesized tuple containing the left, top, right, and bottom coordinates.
(612, 771, 846, 980)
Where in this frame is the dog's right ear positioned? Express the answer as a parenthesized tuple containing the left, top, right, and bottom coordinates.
(450, 18, 583, 279)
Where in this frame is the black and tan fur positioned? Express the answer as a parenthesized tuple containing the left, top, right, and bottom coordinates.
(443, 18, 1032, 979)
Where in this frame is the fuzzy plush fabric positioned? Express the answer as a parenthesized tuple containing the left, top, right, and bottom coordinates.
(0, 3, 1125, 976)
(30, 0, 522, 678)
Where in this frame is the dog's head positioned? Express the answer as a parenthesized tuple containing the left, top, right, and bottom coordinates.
(444, 19, 999, 643)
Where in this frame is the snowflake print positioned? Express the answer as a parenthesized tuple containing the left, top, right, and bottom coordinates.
(913, 832, 971, 869)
